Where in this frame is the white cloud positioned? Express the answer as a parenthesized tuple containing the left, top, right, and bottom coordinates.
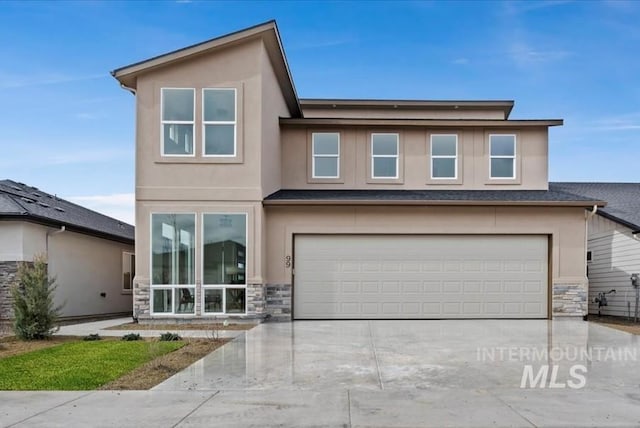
(0, 72, 106, 89)
(508, 43, 572, 67)
(580, 112, 640, 132)
(66, 193, 135, 225)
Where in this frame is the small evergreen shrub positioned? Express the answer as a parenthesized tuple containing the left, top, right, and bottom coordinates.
(121, 333, 142, 341)
(11, 255, 63, 340)
(83, 333, 101, 341)
(159, 332, 181, 341)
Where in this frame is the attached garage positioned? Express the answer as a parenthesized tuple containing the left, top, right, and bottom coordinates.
(293, 235, 549, 319)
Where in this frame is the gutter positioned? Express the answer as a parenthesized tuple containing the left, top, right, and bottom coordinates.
(263, 199, 605, 207)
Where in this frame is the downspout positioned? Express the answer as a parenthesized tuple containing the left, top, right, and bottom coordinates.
(45, 226, 66, 257)
(584, 205, 598, 318)
(119, 83, 136, 95)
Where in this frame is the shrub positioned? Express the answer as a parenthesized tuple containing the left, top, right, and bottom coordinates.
(83, 334, 101, 341)
(159, 332, 181, 341)
(121, 333, 141, 341)
(11, 255, 63, 340)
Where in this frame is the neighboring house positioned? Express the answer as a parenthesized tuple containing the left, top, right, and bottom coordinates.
(112, 20, 603, 322)
(554, 183, 640, 318)
(0, 180, 135, 321)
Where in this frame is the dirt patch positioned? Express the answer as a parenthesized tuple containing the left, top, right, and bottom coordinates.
(99, 338, 228, 390)
(0, 335, 79, 358)
(591, 315, 640, 335)
(105, 322, 255, 331)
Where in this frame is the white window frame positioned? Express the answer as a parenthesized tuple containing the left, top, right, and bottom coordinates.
(489, 134, 517, 179)
(201, 212, 248, 316)
(312, 132, 340, 179)
(202, 88, 237, 158)
(371, 133, 399, 179)
(430, 134, 458, 179)
(149, 212, 197, 316)
(160, 88, 196, 157)
(122, 252, 135, 294)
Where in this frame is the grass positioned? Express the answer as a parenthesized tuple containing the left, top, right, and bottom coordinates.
(0, 339, 183, 390)
(591, 315, 640, 335)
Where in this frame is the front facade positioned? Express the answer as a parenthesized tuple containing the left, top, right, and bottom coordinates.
(113, 21, 602, 322)
(0, 180, 135, 321)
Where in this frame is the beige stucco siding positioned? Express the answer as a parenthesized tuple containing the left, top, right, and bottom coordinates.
(280, 126, 548, 191)
(1, 221, 133, 318)
(587, 214, 640, 317)
(0, 222, 25, 261)
(265, 205, 587, 287)
(135, 38, 265, 202)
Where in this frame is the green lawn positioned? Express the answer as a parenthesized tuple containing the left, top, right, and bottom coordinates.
(0, 340, 184, 390)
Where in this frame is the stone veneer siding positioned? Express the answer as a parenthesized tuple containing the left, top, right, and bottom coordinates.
(266, 284, 292, 321)
(0, 261, 20, 320)
(552, 283, 587, 317)
(132, 281, 268, 321)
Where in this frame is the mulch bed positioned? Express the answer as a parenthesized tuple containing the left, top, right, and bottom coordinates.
(105, 322, 256, 331)
(590, 315, 640, 335)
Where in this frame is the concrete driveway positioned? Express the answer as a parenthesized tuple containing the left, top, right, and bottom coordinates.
(3, 319, 640, 427)
(152, 319, 640, 427)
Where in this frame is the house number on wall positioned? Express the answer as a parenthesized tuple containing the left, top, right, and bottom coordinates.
(285, 255, 291, 268)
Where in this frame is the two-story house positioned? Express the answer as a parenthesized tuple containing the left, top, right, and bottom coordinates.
(112, 21, 603, 322)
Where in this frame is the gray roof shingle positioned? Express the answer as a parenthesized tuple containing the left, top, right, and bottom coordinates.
(553, 182, 640, 232)
(0, 180, 134, 243)
(264, 184, 603, 205)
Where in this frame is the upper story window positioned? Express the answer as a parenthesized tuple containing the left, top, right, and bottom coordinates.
(203, 88, 236, 156)
(431, 134, 457, 179)
(489, 134, 516, 179)
(371, 133, 399, 179)
(312, 133, 340, 178)
(161, 88, 195, 156)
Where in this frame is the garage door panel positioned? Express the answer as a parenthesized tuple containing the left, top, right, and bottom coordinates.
(294, 235, 548, 319)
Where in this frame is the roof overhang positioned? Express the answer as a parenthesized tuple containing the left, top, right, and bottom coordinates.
(280, 118, 563, 127)
(111, 20, 302, 117)
(0, 215, 134, 245)
(301, 99, 515, 119)
(596, 211, 640, 235)
(263, 199, 603, 207)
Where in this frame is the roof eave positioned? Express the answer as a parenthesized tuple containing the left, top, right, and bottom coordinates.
(280, 118, 563, 127)
(111, 20, 301, 117)
(596, 211, 640, 234)
(0, 214, 134, 245)
(263, 199, 603, 207)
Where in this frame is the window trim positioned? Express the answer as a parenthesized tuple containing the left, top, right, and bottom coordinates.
(122, 252, 135, 294)
(430, 134, 458, 180)
(160, 88, 196, 158)
(149, 212, 197, 316)
(201, 212, 248, 316)
(371, 133, 399, 180)
(489, 134, 517, 180)
(311, 132, 340, 179)
(202, 88, 237, 158)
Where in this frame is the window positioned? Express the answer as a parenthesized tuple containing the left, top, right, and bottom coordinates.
(371, 133, 399, 179)
(431, 134, 457, 179)
(122, 252, 135, 293)
(203, 88, 236, 156)
(312, 133, 340, 178)
(202, 213, 247, 314)
(489, 134, 516, 179)
(151, 213, 196, 315)
(161, 88, 195, 156)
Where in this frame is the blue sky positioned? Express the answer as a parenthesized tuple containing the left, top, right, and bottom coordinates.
(1, 0, 639, 225)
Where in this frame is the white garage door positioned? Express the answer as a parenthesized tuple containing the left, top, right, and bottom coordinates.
(294, 235, 548, 319)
